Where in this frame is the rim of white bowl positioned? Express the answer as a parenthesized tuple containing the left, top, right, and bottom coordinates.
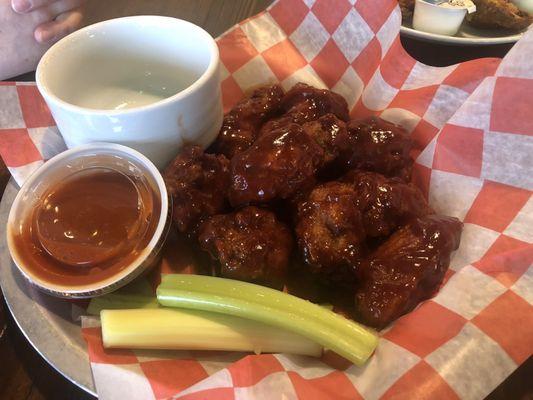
(36, 15, 219, 116)
(6, 142, 169, 296)
(414, 0, 470, 12)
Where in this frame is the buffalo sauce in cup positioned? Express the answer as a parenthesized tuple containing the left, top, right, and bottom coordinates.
(7, 143, 169, 298)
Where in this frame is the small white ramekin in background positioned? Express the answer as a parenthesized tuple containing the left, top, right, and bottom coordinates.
(36, 16, 222, 170)
(413, 0, 471, 36)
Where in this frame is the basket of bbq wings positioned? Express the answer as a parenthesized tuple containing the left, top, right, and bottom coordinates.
(1, 1, 532, 399)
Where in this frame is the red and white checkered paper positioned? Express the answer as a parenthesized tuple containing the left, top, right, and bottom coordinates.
(1, 1, 532, 399)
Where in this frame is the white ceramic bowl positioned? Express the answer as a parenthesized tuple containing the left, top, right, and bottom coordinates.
(413, 0, 468, 36)
(36, 16, 222, 170)
(7, 143, 170, 298)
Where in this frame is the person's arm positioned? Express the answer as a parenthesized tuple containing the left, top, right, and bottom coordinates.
(11, 0, 85, 42)
(0, 0, 85, 80)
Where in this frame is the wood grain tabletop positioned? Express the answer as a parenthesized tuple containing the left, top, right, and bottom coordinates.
(1, 1, 531, 399)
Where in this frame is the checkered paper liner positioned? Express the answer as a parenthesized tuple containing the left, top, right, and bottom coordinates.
(1, 1, 532, 399)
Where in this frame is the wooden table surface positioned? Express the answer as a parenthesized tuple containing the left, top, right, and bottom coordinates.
(1, 1, 532, 399)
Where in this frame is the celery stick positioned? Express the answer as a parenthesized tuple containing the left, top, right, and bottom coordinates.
(87, 294, 158, 315)
(101, 308, 322, 357)
(87, 277, 156, 315)
(159, 275, 360, 337)
(158, 274, 377, 356)
(157, 284, 378, 365)
(114, 277, 154, 296)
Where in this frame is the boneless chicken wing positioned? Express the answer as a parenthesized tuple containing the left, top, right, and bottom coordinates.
(295, 182, 367, 285)
(281, 82, 350, 122)
(198, 206, 293, 288)
(343, 117, 413, 181)
(295, 171, 432, 285)
(261, 83, 350, 134)
(210, 85, 284, 159)
(355, 215, 463, 329)
(342, 171, 433, 238)
(301, 113, 351, 166)
(164, 145, 230, 234)
(229, 123, 324, 207)
(162, 83, 463, 333)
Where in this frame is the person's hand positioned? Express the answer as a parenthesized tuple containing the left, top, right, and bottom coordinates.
(11, 0, 85, 43)
(0, 0, 83, 79)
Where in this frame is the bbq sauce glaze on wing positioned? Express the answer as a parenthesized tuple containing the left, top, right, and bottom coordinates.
(295, 181, 367, 286)
(341, 170, 433, 238)
(228, 123, 324, 207)
(163, 145, 230, 235)
(294, 171, 432, 287)
(163, 82, 462, 330)
(343, 117, 413, 182)
(301, 114, 351, 167)
(260, 83, 350, 136)
(198, 206, 293, 289)
(209, 84, 284, 159)
(280, 82, 350, 123)
(355, 215, 463, 329)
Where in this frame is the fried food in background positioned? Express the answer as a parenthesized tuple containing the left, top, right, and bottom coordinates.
(399, 0, 415, 20)
(399, 0, 531, 31)
(467, 0, 532, 30)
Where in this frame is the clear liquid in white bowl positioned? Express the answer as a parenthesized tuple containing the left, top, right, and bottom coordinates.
(74, 73, 185, 110)
(60, 55, 200, 110)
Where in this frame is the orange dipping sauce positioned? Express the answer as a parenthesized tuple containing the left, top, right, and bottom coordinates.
(11, 168, 160, 286)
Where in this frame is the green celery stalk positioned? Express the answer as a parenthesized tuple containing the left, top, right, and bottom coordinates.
(87, 277, 157, 315)
(157, 275, 378, 365)
(159, 274, 376, 350)
(87, 294, 158, 315)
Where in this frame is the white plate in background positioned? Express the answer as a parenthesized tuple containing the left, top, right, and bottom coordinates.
(401, 22, 527, 45)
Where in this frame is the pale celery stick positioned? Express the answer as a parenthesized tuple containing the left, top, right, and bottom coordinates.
(101, 308, 322, 357)
(157, 286, 378, 365)
(158, 275, 377, 355)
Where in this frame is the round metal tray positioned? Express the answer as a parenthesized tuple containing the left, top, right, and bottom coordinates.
(0, 179, 95, 396)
